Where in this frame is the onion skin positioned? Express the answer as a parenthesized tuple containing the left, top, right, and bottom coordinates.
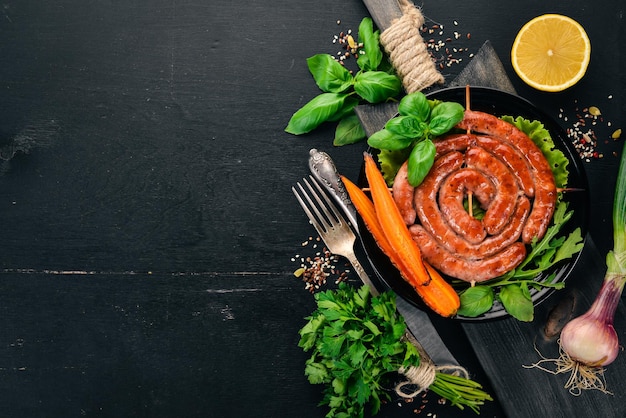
(560, 276, 622, 367)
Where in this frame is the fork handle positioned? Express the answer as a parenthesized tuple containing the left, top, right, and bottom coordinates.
(345, 252, 380, 297)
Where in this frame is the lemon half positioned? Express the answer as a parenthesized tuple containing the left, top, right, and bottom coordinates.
(511, 14, 591, 92)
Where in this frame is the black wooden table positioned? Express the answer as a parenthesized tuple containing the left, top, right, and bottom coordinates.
(0, 1, 624, 417)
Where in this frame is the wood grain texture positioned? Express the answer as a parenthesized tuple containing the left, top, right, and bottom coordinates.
(463, 238, 626, 418)
(362, 0, 403, 30)
(0, 0, 623, 416)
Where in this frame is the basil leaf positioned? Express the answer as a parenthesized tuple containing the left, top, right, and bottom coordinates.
(457, 286, 494, 317)
(407, 139, 436, 186)
(353, 71, 401, 104)
(356, 17, 382, 71)
(307, 54, 354, 93)
(285, 93, 350, 135)
(398, 92, 430, 121)
(334, 113, 366, 146)
(499, 283, 534, 322)
(327, 96, 359, 122)
(384, 116, 425, 138)
(367, 129, 414, 151)
(428, 102, 465, 136)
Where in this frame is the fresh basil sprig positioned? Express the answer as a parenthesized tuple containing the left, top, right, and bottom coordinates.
(368, 92, 465, 187)
(285, 18, 401, 145)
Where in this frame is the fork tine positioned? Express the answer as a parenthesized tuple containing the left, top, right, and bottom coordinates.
(292, 183, 327, 238)
(305, 175, 347, 229)
(303, 176, 344, 232)
(298, 179, 332, 232)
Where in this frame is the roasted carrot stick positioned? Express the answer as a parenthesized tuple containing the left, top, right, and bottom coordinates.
(343, 157, 459, 317)
(363, 152, 432, 285)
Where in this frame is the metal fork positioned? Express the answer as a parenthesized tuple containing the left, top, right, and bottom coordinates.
(292, 176, 380, 296)
(292, 175, 464, 367)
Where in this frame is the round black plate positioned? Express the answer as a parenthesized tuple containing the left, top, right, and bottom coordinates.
(358, 86, 590, 321)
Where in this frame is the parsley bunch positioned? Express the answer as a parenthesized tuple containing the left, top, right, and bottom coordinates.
(299, 284, 492, 417)
(299, 284, 418, 417)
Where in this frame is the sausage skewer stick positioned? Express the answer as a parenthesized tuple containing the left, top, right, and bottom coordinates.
(464, 85, 474, 218)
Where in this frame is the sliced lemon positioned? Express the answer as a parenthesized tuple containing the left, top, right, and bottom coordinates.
(511, 14, 591, 92)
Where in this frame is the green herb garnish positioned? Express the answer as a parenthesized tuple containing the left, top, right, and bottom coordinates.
(457, 201, 584, 321)
(368, 92, 465, 186)
(285, 18, 401, 145)
(300, 283, 492, 417)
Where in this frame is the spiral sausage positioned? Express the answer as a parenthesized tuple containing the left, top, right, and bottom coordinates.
(457, 110, 557, 243)
(391, 109, 557, 282)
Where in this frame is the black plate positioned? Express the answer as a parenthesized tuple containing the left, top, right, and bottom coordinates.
(358, 86, 590, 320)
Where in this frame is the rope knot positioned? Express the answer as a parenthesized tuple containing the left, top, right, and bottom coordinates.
(396, 363, 470, 398)
(380, 0, 444, 93)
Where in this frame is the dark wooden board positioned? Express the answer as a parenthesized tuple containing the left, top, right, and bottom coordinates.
(0, 0, 623, 417)
(463, 238, 626, 418)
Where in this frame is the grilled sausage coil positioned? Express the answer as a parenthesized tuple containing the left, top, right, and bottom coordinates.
(392, 110, 557, 282)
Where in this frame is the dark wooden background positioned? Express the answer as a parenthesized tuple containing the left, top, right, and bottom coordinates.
(0, 1, 624, 417)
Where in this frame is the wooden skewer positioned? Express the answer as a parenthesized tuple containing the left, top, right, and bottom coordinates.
(465, 84, 471, 135)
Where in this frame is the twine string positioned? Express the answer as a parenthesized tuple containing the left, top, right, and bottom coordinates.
(395, 331, 470, 398)
(380, 0, 444, 93)
(396, 362, 470, 398)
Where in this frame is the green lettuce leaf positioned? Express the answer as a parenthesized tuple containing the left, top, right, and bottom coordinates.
(500, 115, 569, 189)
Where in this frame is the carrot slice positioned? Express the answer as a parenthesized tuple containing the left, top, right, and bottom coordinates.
(343, 158, 460, 318)
(363, 152, 431, 285)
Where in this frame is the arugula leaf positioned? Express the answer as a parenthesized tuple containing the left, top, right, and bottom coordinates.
(458, 201, 582, 320)
(508, 201, 582, 280)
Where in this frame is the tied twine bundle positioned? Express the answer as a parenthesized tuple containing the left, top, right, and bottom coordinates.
(380, 0, 444, 93)
(395, 331, 469, 398)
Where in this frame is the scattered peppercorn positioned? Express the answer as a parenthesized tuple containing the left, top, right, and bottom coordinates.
(291, 236, 350, 293)
(557, 98, 621, 162)
(421, 20, 474, 69)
